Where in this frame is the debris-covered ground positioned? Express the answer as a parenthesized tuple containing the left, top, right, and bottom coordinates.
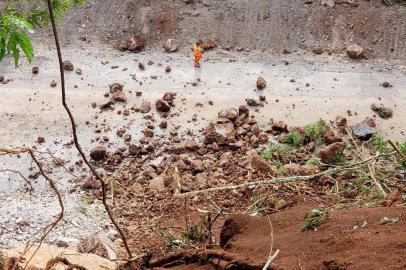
(1, 0, 406, 269)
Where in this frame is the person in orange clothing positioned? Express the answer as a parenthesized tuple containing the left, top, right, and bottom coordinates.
(193, 40, 203, 68)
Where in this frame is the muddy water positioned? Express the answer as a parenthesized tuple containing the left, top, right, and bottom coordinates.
(0, 45, 405, 248)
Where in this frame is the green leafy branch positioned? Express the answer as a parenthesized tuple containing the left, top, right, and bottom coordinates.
(0, 0, 85, 65)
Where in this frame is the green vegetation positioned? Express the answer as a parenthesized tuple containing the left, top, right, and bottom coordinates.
(285, 131, 303, 147)
(76, 195, 93, 215)
(304, 119, 326, 143)
(396, 141, 406, 169)
(302, 209, 328, 231)
(260, 143, 293, 161)
(305, 156, 321, 168)
(0, 0, 85, 65)
(181, 225, 204, 242)
(371, 134, 391, 154)
(376, 106, 393, 119)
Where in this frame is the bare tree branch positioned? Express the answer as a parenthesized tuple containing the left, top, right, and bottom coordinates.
(45, 0, 132, 258)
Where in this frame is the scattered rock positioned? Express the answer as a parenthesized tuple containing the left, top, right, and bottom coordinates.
(204, 122, 235, 145)
(100, 100, 114, 110)
(164, 39, 180, 52)
(321, 0, 335, 7)
(371, 103, 393, 119)
(37, 136, 45, 144)
(312, 47, 324, 55)
(112, 90, 126, 102)
(78, 232, 117, 260)
(382, 81, 392, 88)
(90, 146, 107, 161)
(155, 99, 171, 112)
(63, 60, 74, 71)
(165, 65, 171, 73)
(248, 152, 276, 176)
(32, 66, 39, 74)
(140, 100, 152, 113)
(218, 108, 239, 120)
(352, 119, 377, 140)
(159, 120, 168, 128)
(109, 83, 124, 93)
(75, 68, 82, 75)
(272, 121, 288, 132)
(201, 37, 217, 50)
(346, 44, 364, 59)
(50, 80, 57, 87)
(319, 142, 346, 164)
(119, 34, 145, 52)
(246, 98, 259, 107)
(83, 178, 102, 190)
(256, 76, 267, 90)
(335, 116, 347, 130)
(138, 62, 145, 70)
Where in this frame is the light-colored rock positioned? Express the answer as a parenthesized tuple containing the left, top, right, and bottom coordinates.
(78, 232, 117, 261)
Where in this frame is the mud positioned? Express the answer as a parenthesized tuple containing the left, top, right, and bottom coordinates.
(150, 200, 406, 269)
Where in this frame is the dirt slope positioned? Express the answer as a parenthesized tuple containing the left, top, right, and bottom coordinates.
(47, 0, 406, 60)
(150, 201, 406, 270)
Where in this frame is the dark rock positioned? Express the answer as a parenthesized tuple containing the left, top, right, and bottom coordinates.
(90, 146, 107, 161)
(352, 118, 377, 140)
(155, 99, 171, 112)
(140, 100, 151, 113)
(346, 44, 363, 59)
(63, 60, 74, 71)
(246, 98, 259, 107)
(37, 136, 45, 144)
(109, 83, 124, 93)
(112, 90, 126, 102)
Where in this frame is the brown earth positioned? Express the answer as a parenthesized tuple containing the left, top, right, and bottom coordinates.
(148, 199, 406, 270)
(36, 0, 406, 61)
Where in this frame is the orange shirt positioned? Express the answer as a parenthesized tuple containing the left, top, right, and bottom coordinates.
(193, 44, 202, 61)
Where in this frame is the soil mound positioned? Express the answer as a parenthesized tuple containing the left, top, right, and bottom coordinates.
(150, 202, 406, 270)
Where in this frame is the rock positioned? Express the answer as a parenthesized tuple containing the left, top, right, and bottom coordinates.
(323, 125, 340, 144)
(140, 100, 151, 113)
(258, 132, 269, 143)
(37, 136, 45, 144)
(100, 100, 114, 110)
(149, 175, 165, 191)
(92, 102, 97, 108)
(111, 90, 126, 102)
(218, 108, 239, 120)
(256, 76, 267, 89)
(144, 129, 154, 138)
(83, 178, 101, 189)
(55, 237, 79, 248)
(192, 159, 205, 173)
(321, 0, 335, 7)
(155, 99, 171, 112)
(164, 39, 179, 52)
(246, 98, 259, 107)
(163, 91, 176, 102)
(16, 218, 29, 226)
(382, 81, 392, 88)
(63, 60, 74, 71)
(204, 122, 235, 145)
(128, 144, 142, 155)
(78, 232, 117, 261)
(319, 142, 346, 164)
(165, 65, 171, 72)
(312, 47, 324, 55)
(335, 116, 347, 130)
(238, 105, 250, 117)
(185, 140, 201, 151)
(201, 37, 217, 50)
(121, 34, 145, 52)
(371, 103, 393, 119)
(248, 152, 276, 176)
(138, 62, 145, 70)
(75, 68, 82, 75)
(4, 244, 116, 270)
(284, 163, 318, 175)
(272, 121, 288, 132)
(109, 83, 124, 93)
(50, 80, 57, 87)
(159, 120, 168, 128)
(346, 44, 364, 59)
(90, 146, 107, 161)
(32, 66, 39, 74)
(352, 119, 377, 140)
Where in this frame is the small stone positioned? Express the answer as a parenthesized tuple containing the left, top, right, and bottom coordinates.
(138, 62, 145, 70)
(50, 80, 57, 87)
(256, 76, 267, 89)
(319, 142, 346, 164)
(32, 66, 39, 74)
(163, 39, 180, 53)
(346, 44, 364, 59)
(90, 146, 107, 161)
(63, 60, 74, 71)
(165, 65, 171, 73)
(37, 136, 45, 144)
